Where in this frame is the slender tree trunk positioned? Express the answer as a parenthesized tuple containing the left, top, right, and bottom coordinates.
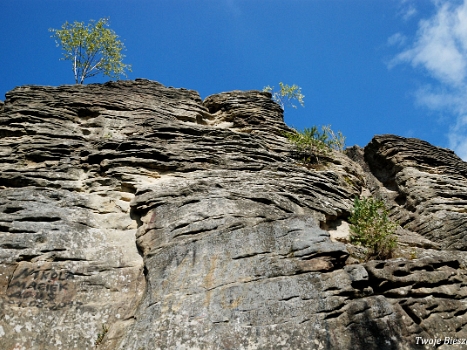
(74, 53, 78, 84)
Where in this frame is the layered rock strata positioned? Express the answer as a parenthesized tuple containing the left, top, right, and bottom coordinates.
(0, 79, 466, 349)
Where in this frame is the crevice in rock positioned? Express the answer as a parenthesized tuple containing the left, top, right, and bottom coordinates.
(50, 256, 88, 262)
(120, 183, 136, 194)
(173, 226, 218, 239)
(223, 222, 245, 231)
(400, 302, 422, 325)
(352, 305, 371, 316)
(16, 254, 41, 262)
(40, 248, 66, 253)
(237, 196, 295, 214)
(350, 280, 370, 291)
(0, 129, 30, 137)
(16, 216, 61, 222)
(6, 263, 19, 290)
(372, 262, 386, 270)
(320, 214, 340, 231)
(172, 222, 189, 231)
(324, 310, 345, 320)
(0, 223, 12, 231)
(394, 193, 406, 206)
(365, 278, 413, 295)
(411, 280, 458, 291)
(130, 206, 143, 228)
(0, 176, 44, 188)
(409, 266, 435, 272)
(1, 243, 29, 249)
(432, 259, 460, 270)
(231, 251, 272, 260)
(392, 270, 411, 277)
(9, 228, 37, 234)
(177, 199, 201, 208)
(76, 108, 100, 119)
(453, 309, 467, 317)
(2, 206, 24, 214)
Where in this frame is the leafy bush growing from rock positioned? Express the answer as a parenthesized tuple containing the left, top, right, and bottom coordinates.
(349, 197, 398, 261)
(263, 82, 305, 110)
(285, 125, 345, 164)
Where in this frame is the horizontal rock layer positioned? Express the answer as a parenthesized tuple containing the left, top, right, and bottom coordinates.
(0, 79, 466, 349)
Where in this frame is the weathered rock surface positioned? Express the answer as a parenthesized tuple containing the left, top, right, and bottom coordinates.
(1, 79, 467, 349)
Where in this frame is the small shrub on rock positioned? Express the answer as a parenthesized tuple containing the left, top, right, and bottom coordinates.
(263, 82, 304, 110)
(285, 125, 345, 164)
(349, 196, 397, 261)
(94, 324, 109, 347)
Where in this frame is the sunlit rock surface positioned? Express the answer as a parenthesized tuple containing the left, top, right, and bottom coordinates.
(1, 79, 466, 349)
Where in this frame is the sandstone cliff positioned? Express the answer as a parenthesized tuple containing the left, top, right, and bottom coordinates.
(1, 79, 466, 349)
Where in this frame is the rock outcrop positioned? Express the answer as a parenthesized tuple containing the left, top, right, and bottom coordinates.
(1, 79, 467, 349)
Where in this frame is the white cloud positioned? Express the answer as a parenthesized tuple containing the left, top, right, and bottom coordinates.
(387, 32, 407, 47)
(391, 0, 467, 160)
(394, 1, 467, 86)
(401, 3, 418, 21)
(413, 84, 466, 111)
(397, 0, 418, 21)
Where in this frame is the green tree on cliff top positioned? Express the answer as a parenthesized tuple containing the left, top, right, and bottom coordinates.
(263, 82, 305, 110)
(50, 18, 131, 84)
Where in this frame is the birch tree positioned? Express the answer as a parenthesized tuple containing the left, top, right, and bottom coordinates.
(50, 18, 131, 84)
(263, 82, 305, 109)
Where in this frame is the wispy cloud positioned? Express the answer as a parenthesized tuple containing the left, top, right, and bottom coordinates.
(391, 0, 467, 159)
(449, 116, 467, 159)
(399, 1, 418, 21)
(387, 32, 407, 47)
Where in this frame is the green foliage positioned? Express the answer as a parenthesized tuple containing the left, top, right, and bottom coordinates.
(263, 82, 304, 109)
(349, 197, 398, 261)
(94, 324, 109, 347)
(50, 18, 131, 84)
(284, 125, 346, 164)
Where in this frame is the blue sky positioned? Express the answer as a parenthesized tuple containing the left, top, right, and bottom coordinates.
(2, 0, 467, 158)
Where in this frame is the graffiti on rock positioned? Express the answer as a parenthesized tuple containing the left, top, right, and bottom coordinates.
(7, 267, 81, 309)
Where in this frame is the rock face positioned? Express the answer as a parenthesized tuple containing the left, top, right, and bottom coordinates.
(1, 79, 467, 349)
